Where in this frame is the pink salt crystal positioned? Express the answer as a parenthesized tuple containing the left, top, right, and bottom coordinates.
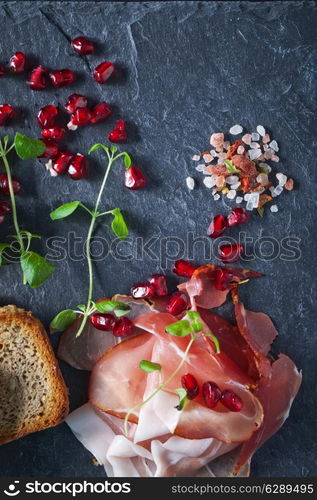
(284, 178, 294, 191)
(262, 133, 270, 144)
(203, 153, 213, 163)
(216, 175, 225, 188)
(256, 173, 269, 185)
(242, 134, 252, 145)
(271, 154, 280, 162)
(210, 132, 224, 149)
(237, 145, 245, 154)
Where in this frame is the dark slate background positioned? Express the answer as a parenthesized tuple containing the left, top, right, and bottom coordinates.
(0, 1, 316, 477)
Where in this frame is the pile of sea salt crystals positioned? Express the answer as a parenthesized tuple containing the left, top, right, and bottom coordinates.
(186, 124, 294, 214)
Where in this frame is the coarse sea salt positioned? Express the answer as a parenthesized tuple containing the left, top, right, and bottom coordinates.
(203, 153, 213, 163)
(276, 172, 287, 186)
(273, 185, 283, 196)
(223, 141, 230, 150)
(229, 124, 243, 135)
(256, 125, 266, 137)
(242, 134, 252, 145)
(248, 192, 260, 208)
(250, 142, 260, 149)
(227, 189, 237, 199)
(186, 177, 195, 190)
(213, 193, 220, 201)
(226, 175, 239, 184)
(251, 132, 260, 141)
(203, 176, 217, 188)
(249, 148, 262, 160)
(271, 155, 280, 162)
(269, 140, 279, 152)
(259, 162, 271, 173)
(192, 154, 200, 161)
(236, 196, 243, 204)
(246, 200, 254, 211)
(237, 145, 245, 154)
(270, 205, 278, 213)
(231, 182, 241, 190)
(195, 164, 205, 172)
(210, 149, 217, 157)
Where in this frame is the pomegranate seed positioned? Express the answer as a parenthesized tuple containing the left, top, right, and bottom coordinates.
(37, 105, 58, 128)
(9, 52, 26, 74)
(68, 107, 92, 129)
(0, 104, 16, 126)
(181, 373, 199, 400)
(213, 269, 233, 291)
(42, 125, 66, 142)
(52, 150, 73, 175)
(27, 66, 48, 90)
(219, 243, 244, 263)
(67, 153, 87, 180)
(149, 274, 168, 296)
(227, 207, 249, 227)
(93, 61, 115, 84)
(173, 259, 196, 278)
(202, 381, 222, 409)
(0, 174, 21, 195)
(0, 65, 5, 76)
(71, 36, 94, 55)
(49, 69, 75, 88)
(131, 282, 156, 299)
(90, 313, 117, 331)
(166, 291, 188, 315)
(90, 102, 112, 124)
(221, 389, 243, 412)
(64, 93, 88, 114)
(109, 120, 127, 143)
(124, 165, 146, 190)
(207, 214, 228, 238)
(112, 317, 134, 337)
(39, 138, 59, 158)
(0, 200, 11, 216)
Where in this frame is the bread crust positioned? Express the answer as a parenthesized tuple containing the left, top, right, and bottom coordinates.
(0, 305, 69, 445)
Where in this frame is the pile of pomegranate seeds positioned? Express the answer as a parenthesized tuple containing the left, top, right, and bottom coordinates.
(90, 312, 134, 338)
(131, 273, 168, 299)
(191, 125, 294, 215)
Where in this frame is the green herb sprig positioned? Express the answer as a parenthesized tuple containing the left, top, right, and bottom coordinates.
(0, 133, 54, 287)
(50, 144, 131, 337)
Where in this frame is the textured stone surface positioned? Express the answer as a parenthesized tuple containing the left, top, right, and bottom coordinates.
(0, 1, 316, 477)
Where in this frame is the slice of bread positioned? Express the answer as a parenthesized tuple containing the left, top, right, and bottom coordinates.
(0, 305, 69, 445)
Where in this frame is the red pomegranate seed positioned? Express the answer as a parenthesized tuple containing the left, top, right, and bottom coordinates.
(0, 65, 5, 76)
(202, 381, 222, 409)
(0, 104, 16, 126)
(221, 389, 243, 412)
(181, 373, 199, 400)
(219, 243, 244, 263)
(39, 138, 58, 158)
(227, 207, 249, 227)
(90, 313, 117, 331)
(67, 153, 87, 180)
(71, 36, 94, 55)
(124, 165, 146, 190)
(207, 214, 228, 238)
(109, 120, 127, 143)
(131, 282, 156, 299)
(49, 69, 75, 88)
(93, 61, 115, 84)
(0, 174, 21, 195)
(173, 259, 196, 278)
(64, 93, 88, 114)
(42, 125, 66, 142)
(52, 150, 73, 175)
(37, 105, 58, 128)
(27, 65, 48, 90)
(90, 102, 112, 124)
(149, 274, 168, 296)
(112, 317, 134, 337)
(213, 269, 233, 291)
(0, 200, 11, 216)
(67, 107, 92, 130)
(166, 291, 188, 315)
(9, 52, 26, 74)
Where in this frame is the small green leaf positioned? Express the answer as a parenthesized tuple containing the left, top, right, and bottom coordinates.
(0, 243, 10, 265)
(50, 309, 77, 332)
(3, 135, 9, 148)
(88, 143, 109, 155)
(14, 132, 45, 159)
(124, 153, 132, 168)
(20, 251, 55, 288)
(114, 308, 131, 317)
(110, 146, 118, 154)
(109, 208, 128, 240)
(192, 321, 204, 333)
(77, 304, 86, 312)
(165, 320, 192, 337)
(175, 388, 188, 411)
(95, 300, 130, 314)
(139, 360, 161, 373)
(50, 201, 81, 221)
(257, 207, 264, 217)
(187, 311, 200, 321)
(225, 159, 241, 174)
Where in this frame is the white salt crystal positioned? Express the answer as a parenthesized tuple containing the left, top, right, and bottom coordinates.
(273, 185, 283, 196)
(237, 145, 245, 154)
(263, 144, 269, 151)
(244, 193, 251, 201)
(236, 196, 243, 204)
(226, 175, 239, 184)
(271, 154, 280, 162)
(229, 124, 243, 135)
(213, 193, 220, 201)
(256, 125, 266, 137)
(269, 140, 279, 152)
(249, 148, 262, 160)
(227, 189, 237, 199)
(210, 149, 218, 157)
(203, 176, 217, 188)
(192, 154, 200, 161)
(270, 205, 278, 213)
(195, 164, 205, 172)
(231, 182, 241, 190)
(249, 192, 260, 208)
(276, 173, 287, 186)
(242, 134, 252, 145)
(246, 200, 254, 211)
(269, 186, 277, 197)
(203, 153, 213, 163)
(251, 132, 260, 141)
(212, 187, 217, 195)
(250, 142, 260, 149)
(186, 177, 195, 190)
